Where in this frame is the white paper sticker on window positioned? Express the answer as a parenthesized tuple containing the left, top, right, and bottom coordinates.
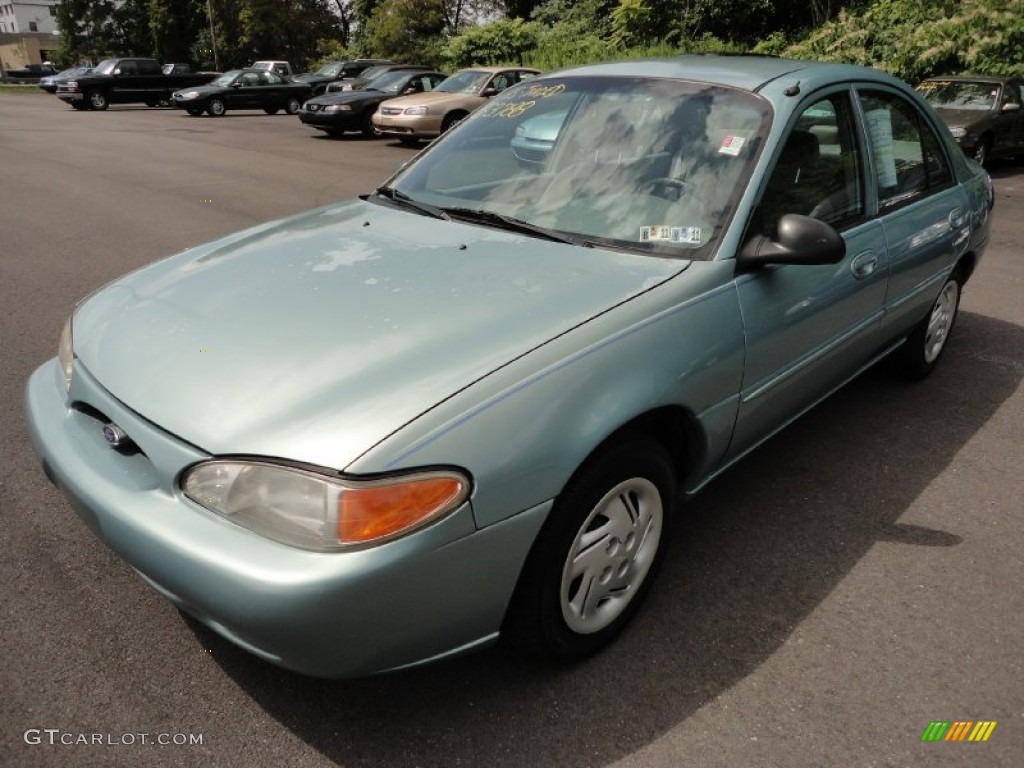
(640, 226, 702, 244)
(865, 108, 898, 188)
(718, 134, 746, 156)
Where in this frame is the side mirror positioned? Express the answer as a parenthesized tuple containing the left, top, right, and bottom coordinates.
(481, 87, 498, 98)
(112, 68, 121, 76)
(231, 82, 242, 88)
(738, 214, 845, 269)
(1002, 102, 1021, 112)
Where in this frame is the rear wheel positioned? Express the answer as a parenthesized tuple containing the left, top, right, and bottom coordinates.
(206, 98, 226, 117)
(86, 90, 108, 111)
(892, 268, 962, 380)
(284, 97, 302, 115)
(504, 437, 675, 660)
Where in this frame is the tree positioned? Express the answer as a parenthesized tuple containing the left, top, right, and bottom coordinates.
(443, 17, 540, 67)
(362, 0, 446, 62)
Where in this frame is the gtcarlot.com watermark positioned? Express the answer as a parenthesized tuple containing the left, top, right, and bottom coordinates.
(24, 729, 203, 747)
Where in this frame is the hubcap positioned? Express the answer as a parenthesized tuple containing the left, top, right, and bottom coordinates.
(210, 100, 224, 115)
(924, 280, 959, 363)
(560, 477, 663, 634)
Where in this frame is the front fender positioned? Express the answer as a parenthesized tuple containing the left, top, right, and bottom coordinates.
(349, 260, 745, 529)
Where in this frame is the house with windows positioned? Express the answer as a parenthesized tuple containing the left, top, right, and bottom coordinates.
(0, 1, 61, 74)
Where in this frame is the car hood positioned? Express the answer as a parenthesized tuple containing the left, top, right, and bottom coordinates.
(933, 107, 992, 130)
(306, 90, 380, 106)
(72, 199, 687, 469)
(383, 91, 477, 109)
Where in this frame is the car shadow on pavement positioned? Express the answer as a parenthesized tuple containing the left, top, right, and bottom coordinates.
(186, 310, 1022, 768)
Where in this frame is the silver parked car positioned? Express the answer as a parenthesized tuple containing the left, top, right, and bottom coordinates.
(26, 56, 993, 678)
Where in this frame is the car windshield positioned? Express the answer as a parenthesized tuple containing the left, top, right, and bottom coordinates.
(918, 80, 1000, 111)
(92, 60, 117, 76)
(369, 70, 418, 93)
(387, 76, 768, 258)
(314, 62, 344, 77)
(212, 70, 243, 87)
(435, 70, 491, 94)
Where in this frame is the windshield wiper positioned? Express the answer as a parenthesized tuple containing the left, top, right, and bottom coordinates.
(367, 187, 450, 221)
(442, 208, 583, 245)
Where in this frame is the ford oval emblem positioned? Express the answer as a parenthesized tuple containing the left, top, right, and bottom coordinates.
(102, 423, 130, 448)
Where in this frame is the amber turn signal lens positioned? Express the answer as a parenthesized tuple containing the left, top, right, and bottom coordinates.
(338, 476, 466, 544)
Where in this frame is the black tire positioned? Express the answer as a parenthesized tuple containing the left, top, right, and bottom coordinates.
(206, 98, 226, 117)
(86, 90, 108, 111)
(503, 437, 675, 661)
(263, 106, 279, 115)
(973, 136, 991, 167)
(284, 97, 302, 115)
(361, 110, 380, 137)
(440, 111, 466, 134)
(892, 268, 962, 380)
(186, 108, 203, 117)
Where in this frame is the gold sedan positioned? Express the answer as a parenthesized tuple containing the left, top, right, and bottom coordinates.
(373, 66, 540, 144)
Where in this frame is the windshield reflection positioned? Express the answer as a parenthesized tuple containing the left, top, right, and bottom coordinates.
(390, 76, 769, 258)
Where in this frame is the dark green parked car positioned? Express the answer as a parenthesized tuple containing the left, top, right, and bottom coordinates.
(917, 75, 1024, 166)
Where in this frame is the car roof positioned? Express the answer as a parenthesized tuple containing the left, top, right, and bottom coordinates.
(547, 54, 904, 93)
(458, 66, 541, 74)
(921, 74, 1016, 84)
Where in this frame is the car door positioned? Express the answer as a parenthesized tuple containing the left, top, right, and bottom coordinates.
(230, 71, 262, 108)
(853, 87, 970, 339)
(728, 88, 890, 460)
(110, 59, 139, 103)
(996, 79, 1024, 154)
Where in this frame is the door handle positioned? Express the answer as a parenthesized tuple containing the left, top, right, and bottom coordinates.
(850, 250, 877, 279)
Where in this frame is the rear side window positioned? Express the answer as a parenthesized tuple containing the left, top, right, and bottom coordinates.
(856, 90, 953, 210)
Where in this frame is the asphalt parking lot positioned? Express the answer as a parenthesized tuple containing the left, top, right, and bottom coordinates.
(1, 93, 1022, 768)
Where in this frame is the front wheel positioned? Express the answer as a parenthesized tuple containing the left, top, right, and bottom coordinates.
(440, 112, 466, 134)
(503, 438, 675, 660)
(86, 90, 108, 111)
(206, 98, 226, 117)
(892, 269, 962, 380)
(263, 107, 279, 115)
(972, 136, 991, 167)
(361, 110, 380, 137)
(284, 97, 302, 115)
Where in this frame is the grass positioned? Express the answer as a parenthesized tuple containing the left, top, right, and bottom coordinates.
(0, 83, 45, 93)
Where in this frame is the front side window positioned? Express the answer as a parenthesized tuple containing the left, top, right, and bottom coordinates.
(753, 92, 865, 236)
(388, 77, 768, 259)
(858, 90, 952, 210)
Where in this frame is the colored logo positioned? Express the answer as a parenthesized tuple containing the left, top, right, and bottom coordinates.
(921, 721, 997, 742)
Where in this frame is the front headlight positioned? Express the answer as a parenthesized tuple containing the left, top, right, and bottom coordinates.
(323, 104, 352, 112)
(181, 461, 470, 551)
(178, 91, 200, 100)
(403, 106, 428, 115)
(57, 317, 73, 391)
(948, 126, 967, 139)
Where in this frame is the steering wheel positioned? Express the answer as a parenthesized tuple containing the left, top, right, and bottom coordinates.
(644, 177, 688, 200)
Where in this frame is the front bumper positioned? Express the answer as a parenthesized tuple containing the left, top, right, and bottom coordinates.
(25, 358, 549, 677)
(298, 109, 362, 130)
(56, 91, 84, 103)
(372, 112, 444, 139)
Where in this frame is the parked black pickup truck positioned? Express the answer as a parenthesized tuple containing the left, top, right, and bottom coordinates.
(56, 58, 218, 111)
